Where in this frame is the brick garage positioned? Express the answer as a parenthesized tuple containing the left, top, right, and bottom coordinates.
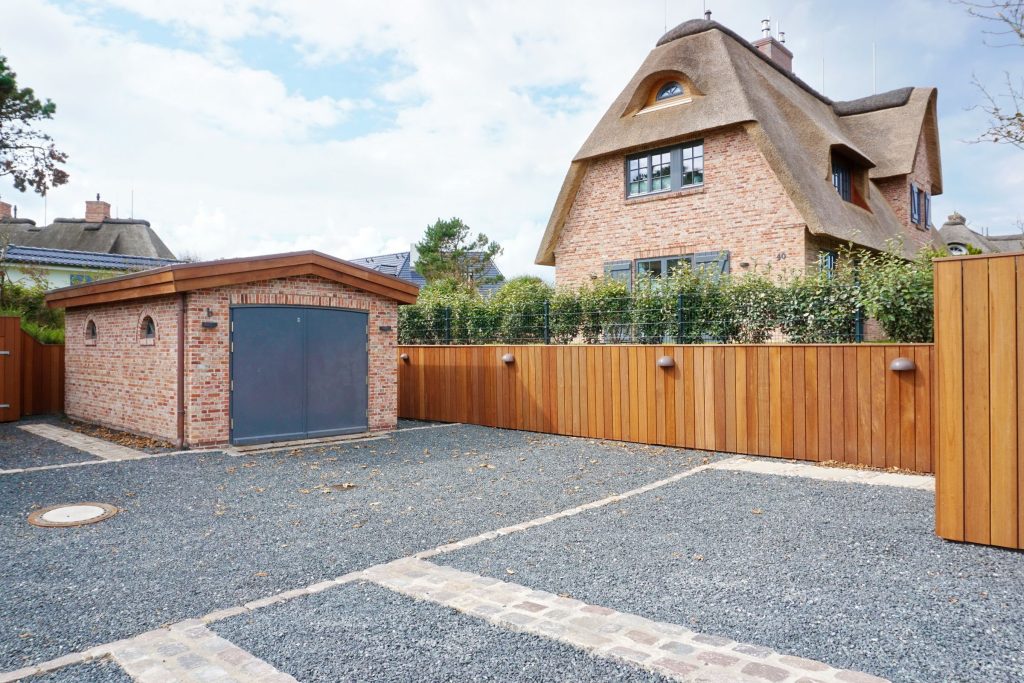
(46, 252, 418, 447)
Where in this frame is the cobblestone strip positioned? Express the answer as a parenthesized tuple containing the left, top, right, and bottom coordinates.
(108, 621, 297, 682)
(17, 423, 148, 461)
(362, 557, 888, 683)
(415, 458, 732, 560)
(712, 458, 934, 491)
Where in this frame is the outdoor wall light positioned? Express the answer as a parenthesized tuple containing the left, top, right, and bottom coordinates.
(657, 355, 675, 368)
(889, 357, 916, 372)
(399, 353, 410, 362)
(502, 353, 515, 364)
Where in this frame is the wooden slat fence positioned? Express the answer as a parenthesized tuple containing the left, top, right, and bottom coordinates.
(398, 344, 934, 473)
(935, 253, 1023, 550)
(0, 316, 65, 422)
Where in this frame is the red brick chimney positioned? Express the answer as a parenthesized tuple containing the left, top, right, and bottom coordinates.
(85, 194, 111, 222)
(0, 199, 11, 220)
(752, 18, 793, 72)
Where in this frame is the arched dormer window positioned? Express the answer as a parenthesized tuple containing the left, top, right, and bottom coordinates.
(656, 81, 684, 101)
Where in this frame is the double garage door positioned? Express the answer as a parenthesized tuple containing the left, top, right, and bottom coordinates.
(230, 306, 368, 445)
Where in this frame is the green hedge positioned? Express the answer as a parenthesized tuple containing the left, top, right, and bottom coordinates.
(0, 279, 65, 343)
(399, 245, 942, 345)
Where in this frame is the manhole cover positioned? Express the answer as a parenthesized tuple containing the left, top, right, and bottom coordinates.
(28, 502, 118, 528)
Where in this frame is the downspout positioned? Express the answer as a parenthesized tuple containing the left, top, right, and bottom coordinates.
(177, 293, 186, 449)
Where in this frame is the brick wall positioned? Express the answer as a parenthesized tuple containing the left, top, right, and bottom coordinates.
(64, 274, 400, 447)
(184, 275, 399, 446)
(875, 130, 938, 252)
(65, 296, 181, 442)
(553, 125, 808, 287)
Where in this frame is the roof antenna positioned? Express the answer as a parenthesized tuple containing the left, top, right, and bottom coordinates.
(872, 42, 877, 94)
(663, 0, 667, 32)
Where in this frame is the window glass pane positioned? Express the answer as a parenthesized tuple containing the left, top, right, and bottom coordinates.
(656, 82, 684, 101)
(636, 260, 662, 277)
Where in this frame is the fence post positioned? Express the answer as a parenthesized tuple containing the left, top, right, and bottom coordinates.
(443, 306, 452, 345)
(543, 301, 550, 344)
(676, 293, 685, 344)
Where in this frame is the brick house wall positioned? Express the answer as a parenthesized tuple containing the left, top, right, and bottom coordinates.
(554, 125, 808, 288)
(65, 296, 181, 442)
(64, 274, 400, 447)
(875, 131, 938, 251)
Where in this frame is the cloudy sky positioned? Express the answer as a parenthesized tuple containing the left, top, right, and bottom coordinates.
(1, 0, 1021, 278)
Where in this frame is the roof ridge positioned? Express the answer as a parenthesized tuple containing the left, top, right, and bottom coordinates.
(6, 243, 180, 261)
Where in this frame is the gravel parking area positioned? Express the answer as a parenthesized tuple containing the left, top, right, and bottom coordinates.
(32, 659, 130, 682)
(0, 420, 101, 470)
(213, 580, 664, 682)
(438, 468, 1024, 683)
(1, 425, 710, 670)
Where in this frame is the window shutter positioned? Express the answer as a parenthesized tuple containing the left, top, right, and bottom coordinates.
(924, 192, 931, 227)
(694, 251, 730, 279)
(603, 260, 632, 290)
(910, 184, 920, 224)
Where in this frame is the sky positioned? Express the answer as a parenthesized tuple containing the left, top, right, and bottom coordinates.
(1, 0, 1022, 280)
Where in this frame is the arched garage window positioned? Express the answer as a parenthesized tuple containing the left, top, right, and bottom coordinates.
(140, 316, 156, 345)
(85, 319, 97, 346)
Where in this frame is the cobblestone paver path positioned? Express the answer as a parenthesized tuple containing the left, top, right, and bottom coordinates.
(109, 622, 297, 683)
(18, 424, 147, 461)
(361, 557, 886, 683)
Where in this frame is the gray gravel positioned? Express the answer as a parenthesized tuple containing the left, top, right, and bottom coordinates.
(1, 425, 710, 670)
(31, 659, 131, 682)
(0, 420, 101, 470)
(212, 580, 665, 682)
(438, 468, 1024, 683)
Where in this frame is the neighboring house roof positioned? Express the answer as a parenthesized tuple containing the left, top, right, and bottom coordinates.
(940, 212, 1024, 254)
(1, 244, 181, 271)
(536, 18, 944, 265)
(351, 250, 505, 294)
(45, 251, 420, 309)
(2, 217, 177, 260)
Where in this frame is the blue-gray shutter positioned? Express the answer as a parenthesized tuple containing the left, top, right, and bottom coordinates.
(910, 184, 920, 224)
(603, 260, 632, 289)
(693, 251, 730, 278)
(924, 192, 931, 227)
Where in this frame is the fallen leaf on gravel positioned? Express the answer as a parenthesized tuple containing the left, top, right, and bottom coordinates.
(352, 520, 367, 528)
(252, 487, 265, 493)
(298, 489, 311, 494)
(479, 463, 495, 469)
(693, 554, 705, 561)
(18, 633, 31, 639)
(330, 482, 357, 491)
(751, 508, 763, 515)
(225, 467, 237, 474)
(505, 569, 517, 575)
(243, 462, 257, 468)
(254, 571, 268, 577)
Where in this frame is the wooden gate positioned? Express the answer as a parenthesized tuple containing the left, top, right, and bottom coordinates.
(0, 316, 64, 423)
(935, 253, 1023, 550)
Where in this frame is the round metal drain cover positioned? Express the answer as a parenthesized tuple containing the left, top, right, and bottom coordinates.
(28, 502, 118, 528)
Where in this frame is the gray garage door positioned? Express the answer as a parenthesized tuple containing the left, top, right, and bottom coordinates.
(230, 306, 369, 445)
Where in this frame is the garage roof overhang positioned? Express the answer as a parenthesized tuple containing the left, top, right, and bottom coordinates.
(44, 250, 420, 309)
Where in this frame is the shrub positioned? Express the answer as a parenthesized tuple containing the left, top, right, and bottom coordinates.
(721, 272, 781, 343)
(858, 246, 937, 343)
(548, 287, 581, 343)
(578, 278, 630, 343)
(489, 276, 551, 342)
(777, 266, 860, 343)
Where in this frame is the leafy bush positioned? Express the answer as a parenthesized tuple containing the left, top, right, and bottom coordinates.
(548, 287, 581, 343)
(777, 266, 860, 343)
(858, 246, 938, 343)
(0, 278, 65, 343)
(489, 276, 551, 342)
(579, 278, 630, 343)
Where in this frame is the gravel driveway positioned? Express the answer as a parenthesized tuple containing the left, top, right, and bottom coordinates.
(0, 424, 709, 670)
(437, 468, 1024, 683)
(0, 420, 101, 470)
(212, 581, 667, 682)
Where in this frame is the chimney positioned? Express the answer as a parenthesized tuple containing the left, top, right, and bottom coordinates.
(85, 193, 111, 222)
(704, 9, 712, 21)
(0, 199, 11, 221)
(751, 18, 794, 72)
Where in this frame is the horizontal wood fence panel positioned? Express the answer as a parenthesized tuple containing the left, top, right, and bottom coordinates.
(0, 317, 65, 422)
(398, 344, 934, 473)
(935, 254, 1023, 550)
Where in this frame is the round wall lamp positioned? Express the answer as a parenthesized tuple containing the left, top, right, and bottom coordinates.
(657, 355, 675, 368)
(399, 353, 410, 362)
(502, 353, 516, 364)
(889, 357, 916, 372)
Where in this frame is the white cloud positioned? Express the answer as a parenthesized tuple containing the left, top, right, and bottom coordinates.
(0, 0, 1019, 279)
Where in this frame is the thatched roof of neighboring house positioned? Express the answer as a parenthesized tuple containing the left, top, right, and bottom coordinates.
(3, 217, 176, 260)
(939, 212, 1024, 254)
(536, 18, 944, 266)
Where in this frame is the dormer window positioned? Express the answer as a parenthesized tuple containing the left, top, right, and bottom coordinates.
(656, 82, 684, 101)
(832, 158, 852, 202)
(830, 148, 871, 211)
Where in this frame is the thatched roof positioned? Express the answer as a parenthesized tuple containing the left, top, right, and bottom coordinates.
(939, 212, 1024, 254)
(4, 218, 177, 260)
(536, 19, 943, 265)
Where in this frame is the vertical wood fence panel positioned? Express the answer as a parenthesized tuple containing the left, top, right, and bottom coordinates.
(0, 317, 64, 421)
(398, 343, 934, 474)
(935, 254, 1023, 550)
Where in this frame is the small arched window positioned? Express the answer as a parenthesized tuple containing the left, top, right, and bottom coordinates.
(141, 316, 156, 340)
(85, 320, 97, 342)
(656, 82, 684, 101)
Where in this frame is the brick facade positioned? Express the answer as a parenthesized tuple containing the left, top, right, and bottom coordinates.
(64, 275, 400, 447)
(875, 130, 939, 250)
(554, 125, 808, 287)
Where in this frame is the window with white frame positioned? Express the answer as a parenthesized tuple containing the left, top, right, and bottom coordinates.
(625, 140, 704, 198)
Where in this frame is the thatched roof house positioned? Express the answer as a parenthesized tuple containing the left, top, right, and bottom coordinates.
(537, 16, 944, 286)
